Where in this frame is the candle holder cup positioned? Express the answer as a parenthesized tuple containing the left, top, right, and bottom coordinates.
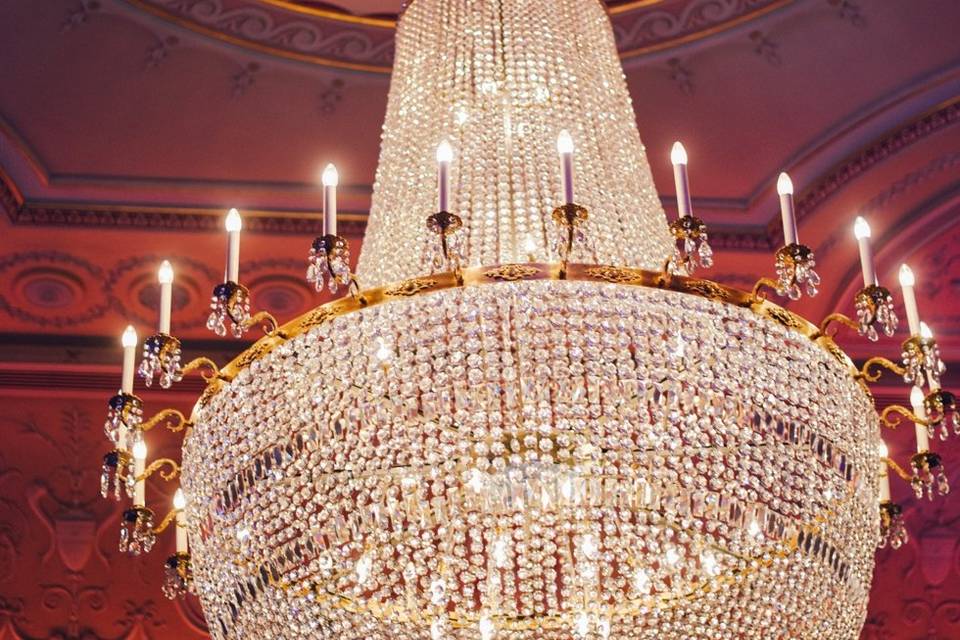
(163, 552, 194, 599)
(104, 392, 142, 445)
(901, 335, 945, 388)
(307, 234, 354, 295)
(139, 334, 183, 389)
(910, 451, 948, 499)
(668, 215, 713, 274)
(207, 281, 251, 338)
(925, 390, 959, 439)
(774, 243, 821, 300)
(878, 501, 907, 549)
(120, 506, 156, 555)
(551, 203, 589, 279)
(854, 284, 898, 342)
(100, 449, 131, 500)
(427, 211, 465, 283)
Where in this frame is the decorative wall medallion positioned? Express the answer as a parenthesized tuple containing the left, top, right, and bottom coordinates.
(0, 252, 109, 327)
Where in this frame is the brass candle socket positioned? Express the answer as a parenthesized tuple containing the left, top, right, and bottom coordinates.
(120, 506, 156, 556)
(878, 501, 907, 550)
(308, 234, 354, 295)
(668, 215, 713, 274)
(551, 203, 589, 279)
(427, 211, 465, 283)
(910, 451, 949, 500)
(854, 284, 898, 342)
(207, 281, 252, 338)
(901, 335, 945, 388)
(104, 392, 142, 446)
(163, 552, 194, 600)
(925, 389, 959, 439)
(773, 243, 821, 300)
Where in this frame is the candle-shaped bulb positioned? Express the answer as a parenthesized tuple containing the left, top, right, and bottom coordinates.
(225, 208, 242, 232)
(322, 163, 339, 187)
(777, 172, 794, 196)
(436, 141, 452, 212)
(133, 440, 147, 461)
(173, 488, 186, 510)
(556, 130, 574, 154)
(557, 131, 575, 204)
(158, 260, 174, 284)
(121, 325, 138, 348)
(877, 439, 891, 501)
(878, 440, 888, 458)
(670, 141, 688, 165)
(911, 385, 930, 453)
(899, 264, 915, 287)
(853, 216, 871, 239)
(911, 385, 925, 408)
(436, 140, 453, 163)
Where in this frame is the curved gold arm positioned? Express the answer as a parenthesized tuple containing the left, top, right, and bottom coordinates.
(881, 404, 929, 430)
(815, 313, 859, 339)
(152, 508, 181, 535)
(751, 277, 778, 302)
(245, 310, 285, 338)
(141, 408, 191, 433)
(181, 357, 220, 382)
(348, 275, 369, 306)
(883, 457, 914, 483)
(859, 357, 906, 383)
(137, 458, 181, 483)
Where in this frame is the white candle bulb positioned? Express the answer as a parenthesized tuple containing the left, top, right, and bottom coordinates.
(920, 321, 933, 340)
(225, 208, 242, 283)
(157, 260, 174, 335)
(670, 141, 692, 218)
(898, 264, 921, 336)
(557, 130, 575, 205)
(436, 141, 453, 212)
(523, 233, 536, 260)
(911, 386, 929, 453)
(120, 325, 137, 395)
(173, 488, 188, 553)
(853, 216, 877, 287)
(877, 440, 890, 502)
(777, 172, 798, 245)
(322, 164, 339, 236)
(133, 440, 147, 507)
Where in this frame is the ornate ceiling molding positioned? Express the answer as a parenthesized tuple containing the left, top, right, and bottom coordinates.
(121, 0, 794, 73)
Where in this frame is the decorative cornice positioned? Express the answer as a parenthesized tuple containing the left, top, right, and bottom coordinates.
(121, 0, 793, 74)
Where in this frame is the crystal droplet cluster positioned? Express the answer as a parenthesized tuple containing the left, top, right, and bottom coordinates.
(355, 0, 674, 287)
(184, 281, 879, 640)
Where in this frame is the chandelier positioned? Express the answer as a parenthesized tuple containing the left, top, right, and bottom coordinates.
(96, 1, 955, 638)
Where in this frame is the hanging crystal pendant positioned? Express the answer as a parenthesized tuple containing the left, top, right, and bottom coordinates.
(878, 502, 907, 549)
(854, 284, 898, 342)
(910, 451, 949, 500)
(138, 334, 182, 389)
(426, 211, 465, 274)
(163, 552, 193, 599)
(119, 506, 156, 555)
(774, 243, 821, 299)
(924, 390, 959, 439)
(207, 281, 251, 338)
(307, 235, 352, 294)
(901, 335, 946, 388)
(99, 449, 129, 500)
(103, 392, 142, 445)
(669, 215, 713, 274)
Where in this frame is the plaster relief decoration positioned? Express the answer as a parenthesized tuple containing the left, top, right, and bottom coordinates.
(749, 30, 781, 66)
(61, 0, 100, 34)
(144, 35, 180, 69)
(668, 57, 694, 95)
(230, 62, 259, 98)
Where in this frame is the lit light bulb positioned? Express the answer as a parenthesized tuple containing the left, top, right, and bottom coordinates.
(633, 568, 650, 595)
(575, 611, 590, 638)
(776, 172, 794, 196)
(173, 488, 186, 510)
(898, 264, 915, 287)
(670, 141, 688, 165)
(375, 338, 392, 362)
(225, 207, 242, 232)
(436, 140, 453, 163)
(557, 130, 574, 154)
(121, 324, 137, 348)
(920, 321, 933, 340)
(523, 233, 536, 254)
(356, 554, 372, 584)
(878, 441, 888, 458)
(132, 440, 147, 461)
(157, 260, 174, 284)
(322, 163, 339, 187)
(479, 615, 495, 640)
(853, 216, 871, 240)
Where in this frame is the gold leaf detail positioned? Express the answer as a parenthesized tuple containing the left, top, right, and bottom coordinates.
(384, 278, 437, 297)
(302, 308, 336, 329)
(766, 307, 803, 329)
(585, 266, 643, 284)
(684, 279, 729, 301)
(484, 265, 540, 281)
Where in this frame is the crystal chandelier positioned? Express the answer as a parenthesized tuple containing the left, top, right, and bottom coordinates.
(97, 1, 955, 638)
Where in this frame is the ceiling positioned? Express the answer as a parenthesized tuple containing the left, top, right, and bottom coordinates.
(1, 0, 960, 637)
